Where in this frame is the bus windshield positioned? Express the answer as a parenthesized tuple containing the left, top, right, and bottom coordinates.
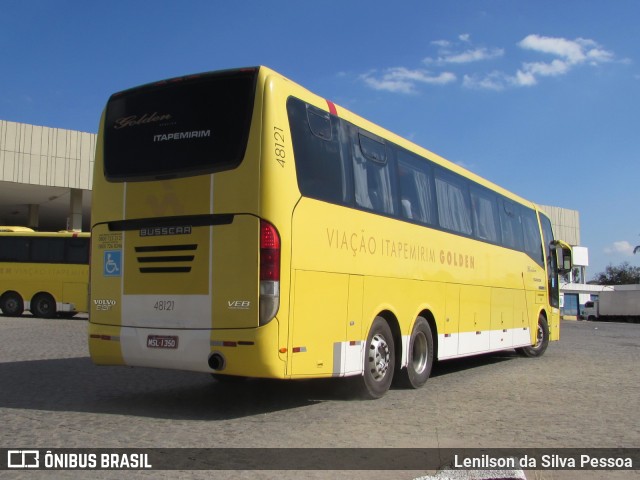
(104, 68, 258, 181)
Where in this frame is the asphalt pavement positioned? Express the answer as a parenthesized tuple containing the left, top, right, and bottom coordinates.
(0, 316, 638, 479)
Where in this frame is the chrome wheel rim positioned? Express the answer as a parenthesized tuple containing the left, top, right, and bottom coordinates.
(533, 323, 544, 349)
(412, 331, 428, 374)
(368, 333, 391, 381)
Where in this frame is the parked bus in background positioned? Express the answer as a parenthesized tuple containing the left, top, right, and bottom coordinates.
(0, 227, 90, 318)
(89, 66, 572, 398)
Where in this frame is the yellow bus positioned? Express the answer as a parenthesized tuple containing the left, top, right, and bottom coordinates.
(89, 66, 571, 398)
(0, 228, 90, 318)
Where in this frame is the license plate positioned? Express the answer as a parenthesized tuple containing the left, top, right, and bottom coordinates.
(147, 335, 178, 349)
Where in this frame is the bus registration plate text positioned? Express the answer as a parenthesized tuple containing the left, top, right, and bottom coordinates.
(147, 335, 178, 349)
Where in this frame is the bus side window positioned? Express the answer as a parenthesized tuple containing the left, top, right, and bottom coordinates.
(287, 98, 352, 205)
(66, 237, 90, 264)
(500, 199, 525, 251)
(0, 237, 29, 262)
(307, 108, 332, 140)
(32, 238, 65, 264)
(435, 171, 473, 235)
(353, 131, 397, 215)
(470, 187, 500, 243)
(396, 148, 435, 225)
(522, 207, 544, 266)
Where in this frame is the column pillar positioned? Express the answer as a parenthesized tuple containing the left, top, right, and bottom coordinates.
(28, 204, 39, 230)
(68, 189, 83, 232)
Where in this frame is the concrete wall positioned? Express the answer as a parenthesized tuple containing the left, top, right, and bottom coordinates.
(539, 204, 580, 246)
(0, 120, 95, 189)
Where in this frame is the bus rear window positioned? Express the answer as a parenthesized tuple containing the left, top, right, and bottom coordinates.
(104, 68, 258, 181)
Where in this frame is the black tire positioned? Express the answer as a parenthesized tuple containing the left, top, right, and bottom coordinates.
(517, 314, 549, 358)
(0, 291, 24, 317)
(356, 316, 395, 399)
(31, 293, 57, 319)
(395, 317, 433, 389)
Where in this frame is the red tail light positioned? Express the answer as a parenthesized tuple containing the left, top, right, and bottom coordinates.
(260, 220, 280, 281)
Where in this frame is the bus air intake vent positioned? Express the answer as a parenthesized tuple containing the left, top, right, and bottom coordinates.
(135, 244, 197, 274)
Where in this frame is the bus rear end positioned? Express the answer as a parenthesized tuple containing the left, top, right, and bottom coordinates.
(89, 68, 284, 377)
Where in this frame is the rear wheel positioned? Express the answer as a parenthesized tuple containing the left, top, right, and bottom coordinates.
(0, 292, 24, 317)
(355, 316, 395, 399)
(396, 317, 433, 389)
(31, 293, 57, 319)
(517, 314, 549, 357)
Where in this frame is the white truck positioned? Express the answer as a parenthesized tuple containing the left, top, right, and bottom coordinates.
(582, 289, 640, 322)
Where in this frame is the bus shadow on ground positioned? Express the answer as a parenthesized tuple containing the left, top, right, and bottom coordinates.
(0, 351, 520, 421)
(430, 350, 518, 378)
(0, 356, 357, 420)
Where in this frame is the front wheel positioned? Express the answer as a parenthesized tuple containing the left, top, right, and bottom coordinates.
(355, 316, 395, 399)
(517, 315, 549, 357)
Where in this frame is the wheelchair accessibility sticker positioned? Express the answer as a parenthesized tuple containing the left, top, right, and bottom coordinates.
(103, 250, 122, 277)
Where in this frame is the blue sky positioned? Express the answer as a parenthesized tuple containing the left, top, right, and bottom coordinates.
(1, 0, 639, 278)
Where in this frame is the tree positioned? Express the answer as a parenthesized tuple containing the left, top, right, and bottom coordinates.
(592, 262, 640, 285)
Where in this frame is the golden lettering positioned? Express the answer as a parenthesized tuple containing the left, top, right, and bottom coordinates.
(439, 249, 476, 270)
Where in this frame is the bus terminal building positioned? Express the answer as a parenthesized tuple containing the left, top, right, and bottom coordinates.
(0, 120, 94, 232)
(0, 119, 589, 316)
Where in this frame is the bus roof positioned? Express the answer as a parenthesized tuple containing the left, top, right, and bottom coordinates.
(0, 229, 89, 237)
(0, 226, 35, 232)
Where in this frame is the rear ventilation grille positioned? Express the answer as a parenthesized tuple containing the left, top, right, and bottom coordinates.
(135, 244, 197, 274)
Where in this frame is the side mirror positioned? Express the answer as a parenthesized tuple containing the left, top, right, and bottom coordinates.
(552, 240, 573, 274)
(558, 247, 572, 273)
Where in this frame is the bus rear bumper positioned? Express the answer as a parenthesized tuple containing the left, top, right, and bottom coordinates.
(88, 319, 286, 378)
(209, 319, 286, 379)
